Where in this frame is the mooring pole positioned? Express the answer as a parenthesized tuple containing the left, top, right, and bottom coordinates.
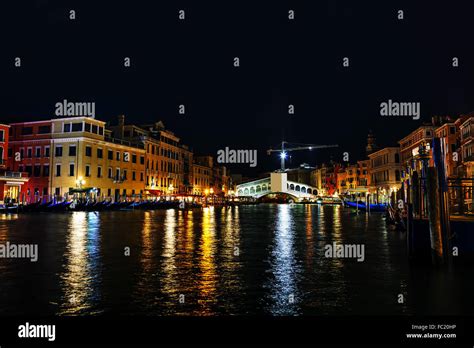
(356, 194, 359, 214)
(367, 193, 371, 214)
(432, 138, 452, 266)
(425, 167, 445, 265)
(407, 203, 414, 258)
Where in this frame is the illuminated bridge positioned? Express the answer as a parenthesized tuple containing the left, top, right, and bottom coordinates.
(235, 172, 318, 200)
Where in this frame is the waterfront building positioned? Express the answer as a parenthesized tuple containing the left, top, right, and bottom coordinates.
(310, 162, 340, 196)
(49, 117, 146, 201)
(8, 120, 52, 203)
(398, 121, 441, 173)
(458, 115, 474, 178)
(286, 163, 314, 186)
(310, 166, 323, 195)
(0, 124, 7, 167)
(10, 116, 146, 202)
(190, 155, 231, 196)
(368, 147, 402, 204)
(335, 162, 370, 196)
(1, 124, 29, 203)
(357, 159, 371, 189)
(213, 164, 231, 196)
(434, 118, 463, 178)
(180, 144, 194, 195)
(192, 157, 212, 196)
(110, 116, 187, 196)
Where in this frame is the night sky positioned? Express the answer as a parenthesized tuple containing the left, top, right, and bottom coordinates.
(2, 0, 474, 176)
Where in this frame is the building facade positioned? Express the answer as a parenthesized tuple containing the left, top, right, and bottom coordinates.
(110, 116, 187, 196)
(459, 115, 474, 178)
(8, 120, 52, 203)
(50, 117, 146, 201)
(1, 124, 29, 203)
(368, 147, 402, 204)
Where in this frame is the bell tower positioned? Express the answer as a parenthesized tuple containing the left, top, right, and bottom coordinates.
(366, 130, 378, 156)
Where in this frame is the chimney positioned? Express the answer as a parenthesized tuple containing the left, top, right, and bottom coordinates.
(117, 115, 125, 138)
(118, 114, 125, 127)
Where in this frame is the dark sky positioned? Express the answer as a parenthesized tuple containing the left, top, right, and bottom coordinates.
(2, 0, 474, 176)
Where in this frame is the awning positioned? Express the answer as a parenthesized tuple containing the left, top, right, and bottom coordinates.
(147, 189, 164, 196)
(69, 187, 95, 194)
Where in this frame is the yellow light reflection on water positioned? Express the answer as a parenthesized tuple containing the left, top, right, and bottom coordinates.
(196, 206, 217, 315)
(60, 212, 100, 315)
(161, 209, 178, 295)
(140, 211, 155, 274)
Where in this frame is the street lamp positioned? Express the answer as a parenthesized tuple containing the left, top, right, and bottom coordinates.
(75, 176, 86, 188)
(210, 187, 214, 205)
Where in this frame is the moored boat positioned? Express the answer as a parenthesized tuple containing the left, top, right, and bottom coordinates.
(344, 200, 387, 212)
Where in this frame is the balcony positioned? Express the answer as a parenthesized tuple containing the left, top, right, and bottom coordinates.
(0, 171, 29, 182)
(464, 155, 474, 163)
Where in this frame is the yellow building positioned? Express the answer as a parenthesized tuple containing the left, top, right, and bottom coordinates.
(368, 147, 402, 204)
(110, 116, 187, 196)
(50, 117, 146, 201)
(192, 162, 212, 196)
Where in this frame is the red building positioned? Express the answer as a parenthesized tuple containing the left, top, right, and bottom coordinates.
(8, 121, 52, 203)
(0, 124, 29, 203)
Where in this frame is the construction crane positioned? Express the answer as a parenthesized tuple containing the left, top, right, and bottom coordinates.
(267, 141, 338, 171)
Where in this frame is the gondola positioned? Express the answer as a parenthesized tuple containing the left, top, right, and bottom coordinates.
(344, 200, 387, 212)
(0, 205, 19, 214)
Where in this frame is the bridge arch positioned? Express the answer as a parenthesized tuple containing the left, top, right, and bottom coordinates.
(257, 191, 300, 202)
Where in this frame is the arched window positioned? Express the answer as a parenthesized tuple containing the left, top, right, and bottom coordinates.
(295, 185, 300, 192)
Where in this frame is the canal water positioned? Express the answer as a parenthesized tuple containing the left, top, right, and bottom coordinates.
(0, 204, 472, 316)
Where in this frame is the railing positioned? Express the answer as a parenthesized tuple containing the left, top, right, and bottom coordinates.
(447, 178, 473, 215)
(412, 177, 474, 217)
(1, 171, 27, 178)
(104, 136, 145, 149)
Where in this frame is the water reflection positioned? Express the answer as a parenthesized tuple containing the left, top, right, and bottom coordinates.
(267, 205, 300, 315)
(196, 207, 218, 315)
(0, 205, 461, 316)
(59, 212, 102, 315)
(161, 209, 177, 297)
